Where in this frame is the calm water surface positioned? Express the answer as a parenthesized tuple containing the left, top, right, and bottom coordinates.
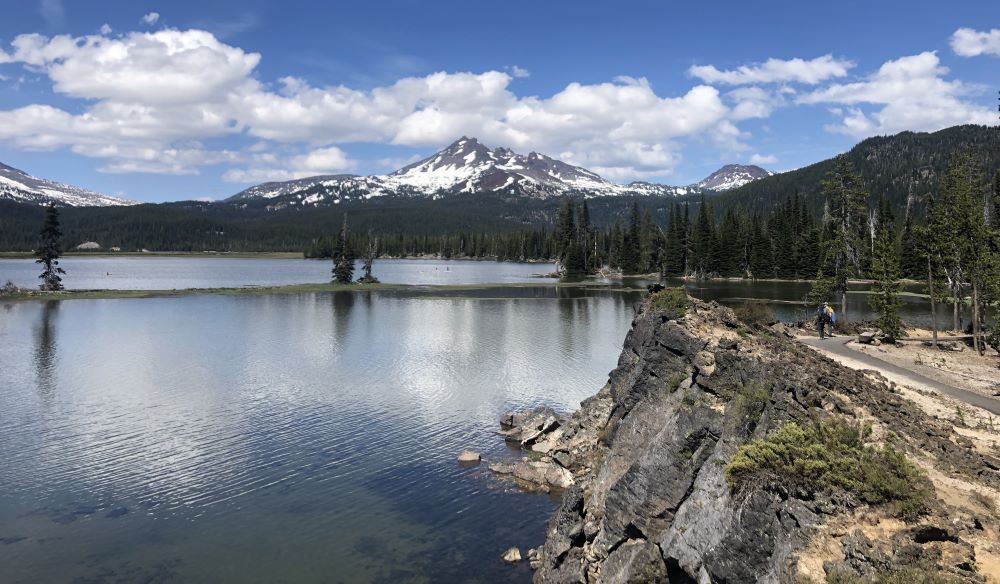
(0, 286, 641, 583)
(0, 257, 558, 290)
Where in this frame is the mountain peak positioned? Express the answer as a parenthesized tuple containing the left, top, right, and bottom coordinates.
(228, 136, 710, 205)
(696, 164, 773, 191)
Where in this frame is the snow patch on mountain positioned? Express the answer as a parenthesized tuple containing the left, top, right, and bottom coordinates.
(0, 162, 136, 207)
(228, 137, 715, 206)
(695, 164, 773, 191)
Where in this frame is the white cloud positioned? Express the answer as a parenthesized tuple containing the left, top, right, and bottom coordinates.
(689, 55, 855, 85)
(750, 153, 778, 165)
(509, 65, 530, 78)
(99, 24, 112, 35)
(798, 51, 995, 138)
(142, 12, 160, 26)
(1, 30, 260, 105)
(951, 27, 1000, 57)
(222, 146, 356, 183)
(727, 86, 784, 120)
(1, 24, 991, 183)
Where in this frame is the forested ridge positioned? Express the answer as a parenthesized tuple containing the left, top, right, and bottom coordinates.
(1, 125, 996, 277)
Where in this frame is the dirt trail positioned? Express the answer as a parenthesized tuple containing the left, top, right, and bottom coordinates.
(798, 335, 1000, 416)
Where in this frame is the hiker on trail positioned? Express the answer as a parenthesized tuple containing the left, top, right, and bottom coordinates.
(816, 302, 836, 339)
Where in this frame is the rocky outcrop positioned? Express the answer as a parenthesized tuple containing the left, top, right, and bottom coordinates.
(493, 295, 1000, 583)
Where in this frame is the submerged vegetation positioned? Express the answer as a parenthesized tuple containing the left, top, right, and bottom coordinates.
(726, 419, 931, 520)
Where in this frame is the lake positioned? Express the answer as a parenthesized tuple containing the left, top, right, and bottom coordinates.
(0, 284, 642, 583)
(0, 256, 965, 328)
(0, 257, 558, 290)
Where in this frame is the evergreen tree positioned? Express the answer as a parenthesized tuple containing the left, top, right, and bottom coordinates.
(869, 212, 902, 340)
(689, 195, 716, 278)
(332, 214, 355, 284)
(620, 202, 642, 274)
(816, 155, 868, 316)
(898, 214, 923, 279)
(716, 209, 743, 277)
(359, 233, 380, 284)
(35, 203, 65, 291)
(609, 222, 624, 270)
(748, 214, 773, 279)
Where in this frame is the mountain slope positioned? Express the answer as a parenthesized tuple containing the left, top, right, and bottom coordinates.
(227, 137, 718, 207)
(714, 124, 1000, 217)
(697, 164, 773, 191)
(0, 162, 136, 207)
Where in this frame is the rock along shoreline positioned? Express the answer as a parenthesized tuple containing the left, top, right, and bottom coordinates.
(491, 292, 1000, 583)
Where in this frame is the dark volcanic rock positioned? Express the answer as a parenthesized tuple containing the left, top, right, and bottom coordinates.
(492, 295, 1000, 583)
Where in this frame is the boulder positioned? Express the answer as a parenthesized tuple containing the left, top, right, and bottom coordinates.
(457, 450, 481, 463)
(501, 547, 522, 563)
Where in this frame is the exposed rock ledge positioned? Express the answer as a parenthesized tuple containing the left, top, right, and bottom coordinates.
(493, 295, 1000, 583)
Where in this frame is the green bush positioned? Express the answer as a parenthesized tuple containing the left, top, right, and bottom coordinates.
(731, 383, 770, 435)
(733, 300, 777, 328)
(649, 287, 690, 317)
(726, 419, 931, 520)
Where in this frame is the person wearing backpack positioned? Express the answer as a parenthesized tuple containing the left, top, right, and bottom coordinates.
(816, 302, 835, 339)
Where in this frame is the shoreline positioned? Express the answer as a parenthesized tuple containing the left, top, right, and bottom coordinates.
(0, 280, 638, 303)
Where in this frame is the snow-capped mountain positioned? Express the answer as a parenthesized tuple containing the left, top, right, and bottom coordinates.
(0, 162, 136, 207)
(228, 138, 771, 208)
(695, 164, 773, 191)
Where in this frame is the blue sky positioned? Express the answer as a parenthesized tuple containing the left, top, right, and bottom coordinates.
(0, 0, 997, 202)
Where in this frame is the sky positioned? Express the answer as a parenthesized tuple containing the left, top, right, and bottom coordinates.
(0, 0, 997, 203)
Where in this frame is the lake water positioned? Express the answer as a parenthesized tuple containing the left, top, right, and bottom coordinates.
(0, 285, 641, 583)
(0, 257, 558, 290)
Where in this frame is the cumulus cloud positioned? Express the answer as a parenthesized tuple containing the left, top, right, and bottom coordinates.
(99, 23, 112, 35)
(142, 12, 160, 26)
(1, 29, 260, 104)
(689, 55, 854, 85)
(509, 65, 530, 78)
(0, 24, 992, 182)
(222, 146, 356, 183)
(951, 27, 1000, 57)
(750, 153, 778, 165)
(797, 51, 995, 138)
(0, 25, 753, 179)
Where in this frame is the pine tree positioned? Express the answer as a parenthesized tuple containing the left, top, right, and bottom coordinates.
(331, 214, 355, 284)
(689, 195, 717, 278)
(898, 214, 923, 279)
(620, 202, 642, 274)
(35, 203, 65, 291)
(817, 155, 868, 316)
(359, 233, 380, 284)
(869, 212, 902, 340)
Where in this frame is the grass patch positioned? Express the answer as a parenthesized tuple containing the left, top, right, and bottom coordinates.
(733, 300, 777, 328)
(649, 287, 690, 318)
(667, 372, 688, 393)
(825, 568, 958, 584)
(726, 419, 931, 521)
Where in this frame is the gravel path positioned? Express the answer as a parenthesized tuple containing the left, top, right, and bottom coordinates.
(798, 335, 1000, 416)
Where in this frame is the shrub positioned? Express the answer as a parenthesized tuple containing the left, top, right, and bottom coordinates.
(726, 419, 931, 520)
(733, 300, 776, 328)
(0, 280, 19, 297)
(649, 287, 690, 318)
(731, 383, 770, 436)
